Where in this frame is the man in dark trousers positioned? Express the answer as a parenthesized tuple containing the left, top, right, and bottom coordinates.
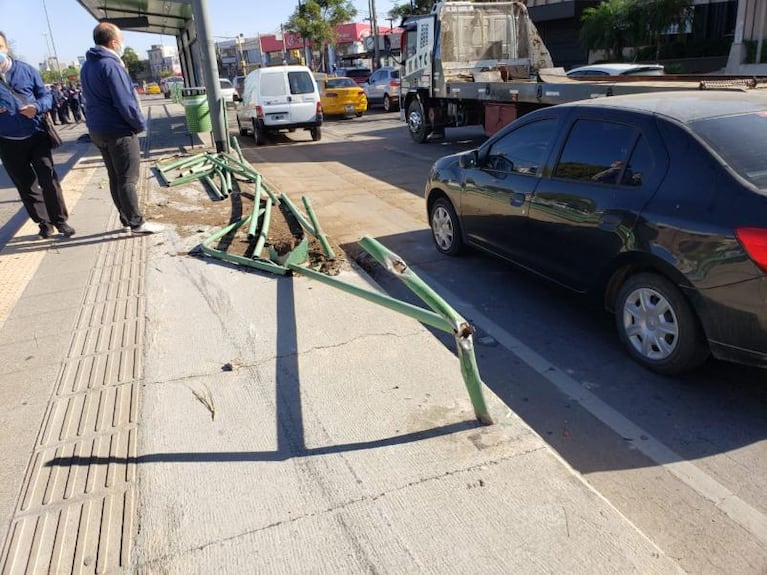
(0, 31, 74, 238)
(80, 22, 161, 234)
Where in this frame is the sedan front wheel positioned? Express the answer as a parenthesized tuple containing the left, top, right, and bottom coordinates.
(429, 197, 463, 256)
(615, 273, 708, 374)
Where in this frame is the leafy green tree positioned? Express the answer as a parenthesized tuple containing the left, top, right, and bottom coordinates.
(579, 0, 636, 61)
(285, 0, 357, 72)
(638, 0, 693, 61)
(121, 47, 147, 81)
(388, 0, 432, 20)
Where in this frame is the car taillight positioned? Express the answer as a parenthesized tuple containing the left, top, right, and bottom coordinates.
(255, 105, 264, 120)
(389, 80, 400, 87)
(736, 227, 767, 273)
(316, 101, 323, 114)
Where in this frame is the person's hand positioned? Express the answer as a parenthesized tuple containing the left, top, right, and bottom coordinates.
(19, 104, 37, 119)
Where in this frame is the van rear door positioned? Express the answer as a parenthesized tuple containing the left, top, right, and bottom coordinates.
(287, 70, 319, 125)
(258, 70, 291, 127)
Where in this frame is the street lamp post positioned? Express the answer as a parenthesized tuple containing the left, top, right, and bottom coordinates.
(42, 0, 63, 82)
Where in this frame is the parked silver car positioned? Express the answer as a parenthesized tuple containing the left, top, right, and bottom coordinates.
(363, 66, 400, 112)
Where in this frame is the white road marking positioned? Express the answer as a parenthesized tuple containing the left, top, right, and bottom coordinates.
(413, 265, 767, 548)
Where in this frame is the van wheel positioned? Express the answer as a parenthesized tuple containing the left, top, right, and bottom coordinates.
(310, 126, 322, 142)
(407, 99, 430, 144)
(237, 118, 247, 137)
(252, 119, 267, 146)
(615, 273, 709, 374)
(355, 111, 364, 118)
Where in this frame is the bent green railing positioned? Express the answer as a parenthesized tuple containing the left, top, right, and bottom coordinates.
(155, 138, 494, 424)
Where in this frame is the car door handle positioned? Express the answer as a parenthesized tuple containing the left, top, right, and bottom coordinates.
(599, 213, 622, 230)
(287, 96, 292, 102)
(510, 192, 528, 207)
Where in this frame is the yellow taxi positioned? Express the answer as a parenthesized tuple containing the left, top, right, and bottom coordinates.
(316, 75, 367, 118)
(146, 82, 162, 95)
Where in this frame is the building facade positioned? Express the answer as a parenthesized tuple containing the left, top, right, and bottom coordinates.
(147, 44, 181, 80)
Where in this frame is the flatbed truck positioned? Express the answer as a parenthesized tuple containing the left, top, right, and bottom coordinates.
(399, 1, 766, 143)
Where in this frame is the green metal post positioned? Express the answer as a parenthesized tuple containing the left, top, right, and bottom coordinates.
(253, 198, 273, 258)
(358, 236, 493, 425)
(157, 153, 207, 174)
(201, 174, 224, 200)
(169, 168, 215, 187)
(302, 196, 335, 260)
(279, 193, 316, 236)
(230, 135, 244, 163)
(247, 174, 263, 240)
(287, 264, 455, 333)
(201, 216, 288, 275)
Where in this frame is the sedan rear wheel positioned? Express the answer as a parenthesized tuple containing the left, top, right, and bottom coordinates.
(429, 197, 463, 256)
(615, 273, 708, 374)
(383, 94, 392, 113)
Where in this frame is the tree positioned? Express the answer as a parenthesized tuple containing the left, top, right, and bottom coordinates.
(637, 0, 693, 61)
(121, 47, 146, 81)
(285, 0, 357, 72)
(388, 0, 433, 21)
(579, 0, 636, 62)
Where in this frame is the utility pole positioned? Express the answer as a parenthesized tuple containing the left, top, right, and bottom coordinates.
(369, 0, 380, 70)
(42, 0, 63, 82)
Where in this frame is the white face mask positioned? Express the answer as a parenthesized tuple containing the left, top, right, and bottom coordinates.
(114, 42, 124, 57)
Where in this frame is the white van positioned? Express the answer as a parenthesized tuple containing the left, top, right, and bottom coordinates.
(235, 65, 323, 146)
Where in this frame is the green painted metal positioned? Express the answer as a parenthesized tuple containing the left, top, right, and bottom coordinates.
(201, 174, 224, 200)
(157, 153, 206, 174)
(357, 236, 493, 425)
(253, 197, 273, 257)
(230, 135, 244, 163)
(247, 174, 263, 240)
(201, 216, 289, 275)
(287, 264, 454, 333)
(279, 193, 316, 236)
(272, 237, 309, 267)
(169, 168, 215, 187)
(302, 196, 335, 260)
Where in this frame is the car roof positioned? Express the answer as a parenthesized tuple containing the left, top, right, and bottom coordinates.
(567, 63, 664, 75)
(561, 91, 767, 123)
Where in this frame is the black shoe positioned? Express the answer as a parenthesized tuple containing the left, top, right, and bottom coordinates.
(56, 223, 76, 237)
(38, 223, 54, 239)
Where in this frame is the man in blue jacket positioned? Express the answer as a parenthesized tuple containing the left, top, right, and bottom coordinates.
(0, 31, 74, 238)
(80, 22, 161, 234)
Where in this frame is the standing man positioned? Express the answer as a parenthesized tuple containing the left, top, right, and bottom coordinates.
(0, 31, 74, 238)
(80, 22, 161, 234)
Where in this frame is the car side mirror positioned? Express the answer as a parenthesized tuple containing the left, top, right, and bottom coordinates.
(459, 150, 478, 169)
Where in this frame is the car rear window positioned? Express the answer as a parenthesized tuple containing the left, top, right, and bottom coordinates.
(391, 70, 400, 79)
(220, 79, 232, 89)
(288, 71, 315, 95)
(690, 112, 767, 189)
(327, 78, 356, 88)
(345, 69, 371, 78)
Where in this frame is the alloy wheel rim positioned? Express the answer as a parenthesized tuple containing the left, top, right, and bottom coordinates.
(408, 109, 422, 133)
(432, 206, 453, 250)
(622, 287, 679, 360)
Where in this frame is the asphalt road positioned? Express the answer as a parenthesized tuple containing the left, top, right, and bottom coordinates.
(235, 108, 767, 574)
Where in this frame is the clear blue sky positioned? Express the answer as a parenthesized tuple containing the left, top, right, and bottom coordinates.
(1, 0, 399, 68)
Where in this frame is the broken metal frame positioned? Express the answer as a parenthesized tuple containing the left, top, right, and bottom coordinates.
(155, 138, 494, 424)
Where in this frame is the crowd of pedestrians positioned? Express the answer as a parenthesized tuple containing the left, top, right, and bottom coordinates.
(49, 83, 85, 125)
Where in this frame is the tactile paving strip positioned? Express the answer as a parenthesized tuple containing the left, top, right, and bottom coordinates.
(1, 220, 147, 575)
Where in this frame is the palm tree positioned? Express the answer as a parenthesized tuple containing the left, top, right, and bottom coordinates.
(580, 0, 634, 61)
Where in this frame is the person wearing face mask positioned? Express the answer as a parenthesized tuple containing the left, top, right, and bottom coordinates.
(80, 22, 162, 235)
(0, 31, 75, 238)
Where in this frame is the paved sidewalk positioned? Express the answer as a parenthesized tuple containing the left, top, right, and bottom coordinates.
(0, 100, 682, 574)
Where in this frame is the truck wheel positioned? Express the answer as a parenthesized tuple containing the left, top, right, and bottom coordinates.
(252, 119, 267, 146)
(429, 197, 463, 256)
(310, 126, 322, 142)
(407, 99, 430, 144)
(615, 273, 709, 374)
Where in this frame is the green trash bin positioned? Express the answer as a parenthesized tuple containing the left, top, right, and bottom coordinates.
(182, 87, 211, 133)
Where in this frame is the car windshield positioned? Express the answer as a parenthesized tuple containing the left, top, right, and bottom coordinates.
(327, 78, 356, 88)
(690, 112, 767, 189)
(220, 80, 232, 89)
